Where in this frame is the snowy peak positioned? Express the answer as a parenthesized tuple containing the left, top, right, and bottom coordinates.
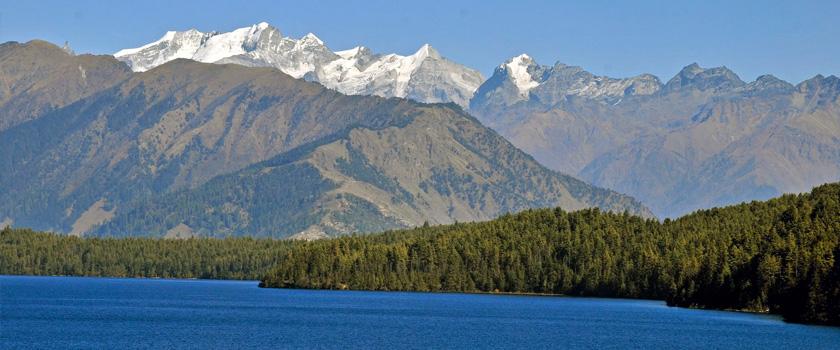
(115, 22, 317, 72)
(317, 42, 483, 107)
(503, 53, 537, 70)
(114, 23, 482, 107)
(503, 54, 541, 96)
(508, 53, 534, 63)
(115, 29, 215, 71)
(469, 54, 546, 110)
(191, 23, 286, 62)
(113, 31, 174, 57)
(414, 44, 441, 60)
(300, 33, 324, 46)
(335, 46, 371, 60)
(471, 55, 663, 109)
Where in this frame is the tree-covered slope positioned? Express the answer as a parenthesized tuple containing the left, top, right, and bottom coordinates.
(0, 228, 292, 280)
(262, 182, 840, 325)
(3, 183, 837, 325)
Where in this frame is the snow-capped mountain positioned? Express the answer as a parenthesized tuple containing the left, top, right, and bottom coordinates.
(114, 22, 483, 107)
(469, 54, 548, 109)
(470, 54, 661, 109)
(469, 56, 840, 220)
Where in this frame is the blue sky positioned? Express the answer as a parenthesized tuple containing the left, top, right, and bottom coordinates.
(1, 0, 838, 83)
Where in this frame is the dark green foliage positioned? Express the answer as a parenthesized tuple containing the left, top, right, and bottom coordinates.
(0, 228, 293, 279)
(93, 163, 336, 238)
(3, 183, 837, 326)
(262, 183, 840, 326)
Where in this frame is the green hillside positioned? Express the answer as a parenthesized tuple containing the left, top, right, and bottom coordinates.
(262, 183, 840, 325)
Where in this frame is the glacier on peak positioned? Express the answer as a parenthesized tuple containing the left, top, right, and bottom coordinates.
(335, 46, 370, 60)
(299, 33, 324, 45)
(114, 29, 214, 71)
(317, 43, 476, 103)
(472, 54, 665, 109)
(114, 23, 483, 107)
(504, 54, 541, 97)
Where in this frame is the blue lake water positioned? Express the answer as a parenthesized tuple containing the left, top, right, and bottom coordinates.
(1, 275, 839, 349)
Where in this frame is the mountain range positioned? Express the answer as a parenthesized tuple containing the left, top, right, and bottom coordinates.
(114, 23, 840, 218)
(471, 56, 840, 217)
(3, 21, 838, 236)
(0, 40, 650, 238)
(114, 23, 484, 108)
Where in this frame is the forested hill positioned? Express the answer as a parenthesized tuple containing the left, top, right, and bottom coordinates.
(0, 229, 293, 280)
(2, 183, 838, 325)
(261, 182, 840, 326)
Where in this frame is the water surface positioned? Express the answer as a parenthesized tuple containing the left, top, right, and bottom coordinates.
(2, 276, 838, 349)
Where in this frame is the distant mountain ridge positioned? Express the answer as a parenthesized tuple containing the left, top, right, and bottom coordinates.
(0, 40, 131, 131)
(470, 55, 840, 217)
(113, 25, 840, 218)
(6, 28, 839, 225)
(0, 40, 651, 238)
(114, 22, 483, 108)
(471, 54, 662, 110)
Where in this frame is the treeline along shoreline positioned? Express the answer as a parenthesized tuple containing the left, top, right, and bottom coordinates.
(2, 183, 839, 326)
(0, 231, 295, 280)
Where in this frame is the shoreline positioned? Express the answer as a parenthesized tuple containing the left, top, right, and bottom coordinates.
(258, 281, 788, 321)
(0, 273, 258, 283)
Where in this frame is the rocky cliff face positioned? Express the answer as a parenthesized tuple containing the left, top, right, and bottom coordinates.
(1, 41, 651, 238)
(114, 23, 483, 108)
(471, 59, 840, 217)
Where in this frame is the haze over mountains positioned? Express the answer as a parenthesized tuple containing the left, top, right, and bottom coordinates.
(471, 56, 840, 217)
(114, 22, 840, 218)
(0, 40, 649, 239)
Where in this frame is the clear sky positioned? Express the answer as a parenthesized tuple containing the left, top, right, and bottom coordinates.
(1, 0, 838, 83)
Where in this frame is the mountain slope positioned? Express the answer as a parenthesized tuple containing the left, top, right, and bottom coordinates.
(90, 88, 652, 239)
(1, 42, 650, 237)
(114, 23, 483, 107)
(471, 58, 840, 217)
(0, 40, 131, 131)
(0, 56, 434, 234)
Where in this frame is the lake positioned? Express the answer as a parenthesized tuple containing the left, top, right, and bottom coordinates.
(1, 276, 838, 349)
